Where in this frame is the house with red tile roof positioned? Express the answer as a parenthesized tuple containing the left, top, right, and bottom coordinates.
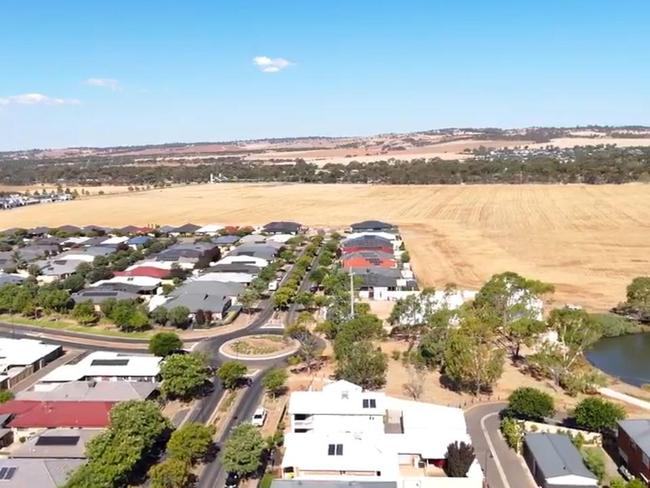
(0, 400, 113, 429)
(113, 266, 172, 279)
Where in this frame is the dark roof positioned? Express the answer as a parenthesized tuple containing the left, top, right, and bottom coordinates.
(212, 235, 241, 245)
(619, 419, 650, 457)
(29, 226, 51, 235)
(172, 223, 201, 234)
(350, 220, 395, 231)
(342, 235, 393, 249)
(263, 221, 301, 233)
(229, 244, 278, 260)
(205, 263, 261, 275)
(80, 236, 108, 246)
(524, 433, 597, 482)
(71, 288, 140, 304)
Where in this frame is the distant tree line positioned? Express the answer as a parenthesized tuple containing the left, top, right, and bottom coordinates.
(1, 146, 649, 186)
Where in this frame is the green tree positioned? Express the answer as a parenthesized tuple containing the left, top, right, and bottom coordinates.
(27, 263, 41, 277)
(72, 300, 100, 325)
(150, 306, 169, 326)
(262, 368, 288, 397)
(161, 353, 210, 400)
(36, 287, 70, 313)
(507, 387, 555, 421)
(444, 441, 475, 477)
(273, 286, 295, 309)
(217, 361, 248, 389)
(149, 332, 183, 357)
(582, 448, 605, 482)
(167, 306, 190, 328)
(239, 288, 260, 314)
(167, 422, 215, 463)
(504, 317, 547, 359)
(221, 423, 265, 477)
(573, 397, 626, 432)
(626, 276, 650, 309)
(60, 273, 86, 292)
(148, 458, 190, 488)
(443, 311, 505, 395)
(295, 291, 314, 309)
(335, 341, 387, 390)
(0, 390, 14, 403)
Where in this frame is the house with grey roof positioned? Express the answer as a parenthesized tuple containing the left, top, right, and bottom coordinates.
(618, 419, 650, 484)
(0, 458, 83, 487)
(38, 259, 86, 280)
(163, 293, 232, 320)
(263, 221, 302, 235)
(350, 220, 396, 232)
(12, 428, 102, 459)
(523, 433, 598, 488)
(16, 380, 156, 402)
(353, 267, 418, 301)
(0, 273, 24, 286)
(229, 244, 279, 261)
(71, 288, 141, 307)
(212, 234, 241, 247)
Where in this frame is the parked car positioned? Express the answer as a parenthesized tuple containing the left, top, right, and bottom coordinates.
(267, 280, 278, 291)
(225, 472, 240, 488)
(251, 407, 267, 427)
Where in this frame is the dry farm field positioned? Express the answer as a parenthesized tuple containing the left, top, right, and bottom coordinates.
(2, 182, 649, 310)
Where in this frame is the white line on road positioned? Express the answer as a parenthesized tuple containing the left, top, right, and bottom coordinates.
(480, 412, 511, 488)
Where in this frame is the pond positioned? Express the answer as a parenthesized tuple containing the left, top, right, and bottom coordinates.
(585, 332, 650, 387)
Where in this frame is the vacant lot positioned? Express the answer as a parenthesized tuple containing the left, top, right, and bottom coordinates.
(2, 183, 648, 310)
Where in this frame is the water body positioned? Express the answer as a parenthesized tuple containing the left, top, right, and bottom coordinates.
(586, 333, 650, 387)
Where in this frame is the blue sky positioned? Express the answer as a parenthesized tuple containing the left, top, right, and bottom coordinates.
(1, 0, 649, 150)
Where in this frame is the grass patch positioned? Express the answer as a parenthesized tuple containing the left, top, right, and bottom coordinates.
(260, 473, 275, 488)
(218, 391, 237, 413)
(0, 314, 153, 339)
(230, 335, 289, 355)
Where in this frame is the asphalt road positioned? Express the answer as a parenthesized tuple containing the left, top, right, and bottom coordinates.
(464, 403, 536, 488)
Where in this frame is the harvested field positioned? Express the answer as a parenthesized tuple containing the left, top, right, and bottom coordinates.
(2, 183, 649, 310)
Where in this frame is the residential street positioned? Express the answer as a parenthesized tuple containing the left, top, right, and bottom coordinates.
(464, 402, 536, 488)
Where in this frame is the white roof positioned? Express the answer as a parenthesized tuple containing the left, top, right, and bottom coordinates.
(195, 272, 255, 283)
(92, 275, 162, 287)
(63, 236, 90, 245)
(38, 351, 161, 383)
(196, 224, 225, 234)
(346, 231, 400, 243)
(283, 431, 399, 479)
(266, 233, 295, 243)
(56, 253, 96, 263)
(127, 260, 174, 270)
(218, 255, 269, 267)
(101, 236, 129, 245)
(289, 380, 386, 416)
(0, 338, 60, 374)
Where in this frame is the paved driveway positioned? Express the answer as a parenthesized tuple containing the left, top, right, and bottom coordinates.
(465, 402, 537, 488)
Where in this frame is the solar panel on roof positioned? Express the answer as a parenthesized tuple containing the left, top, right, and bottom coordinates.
(90, 359, 129, 366)
(36, 435, 80, 446)
(0, 467, 16, 480)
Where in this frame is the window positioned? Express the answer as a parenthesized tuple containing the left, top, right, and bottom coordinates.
(327, 444, 343, 456)
(294, 414, 309, 421)
(362, 398, 376, 409)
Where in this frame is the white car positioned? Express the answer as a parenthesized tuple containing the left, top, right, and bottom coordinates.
(251, 407, 267, 427)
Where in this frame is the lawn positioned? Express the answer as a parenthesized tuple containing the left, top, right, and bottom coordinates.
(0, 314, 153, 339)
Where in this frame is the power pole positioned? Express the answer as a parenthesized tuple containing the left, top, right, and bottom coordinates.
(349, 269, 355, 318)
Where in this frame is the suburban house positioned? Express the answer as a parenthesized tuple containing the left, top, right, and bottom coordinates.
(217, 255, 269, 268)
(341, 236, 394, 255)
(350, 220, 396, 233)
(162, 293, 232, 321)
(0, 400, 114, 430)
(195, 224, 225, 236)
(212, 234, 241, 249)
(0, 273, 25, 286)
(523, 433, 598, 488)
(155, 241, 220, 269)
(618, 419, 650, 486)
(342, 251, 397, 269)
(37, 351, 161, 387)
(204, 263, 261, 276)
(90, 275, 162, 295)
(0, 252, 18, 273)
(169, 223, 201, 235)
(56, 225, 82, 235)
(16, 380, 157, 403)
(239, 234, 269, 245)
(353, 268, 418, 301)
(114, 265, 172, 279)
(194, 271, 255, 284)
(70, 288, 141, 307)
(37, 259, 86, 281)
(117, 225, 150, 235)
(126, 235, 152, 249)
(229, 244, 280, 261)
(11, 428, 102, 459)
(153, 279, 244, 321)
(263, 221, 302, 235)
(0, 338, 63, 389)
(16, 243, 61, 262)
(0, 458, 84, 487)
(282, 380, 482, 485)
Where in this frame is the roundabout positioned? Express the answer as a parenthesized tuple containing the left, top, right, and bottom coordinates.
(219, 334, 300, 361)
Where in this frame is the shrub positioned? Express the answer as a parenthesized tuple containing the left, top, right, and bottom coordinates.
(444, 441, 475, 477)
(582, 448, 606, 482)
(507, 387, 555, 421)
(500, 417, 523, 453)
(573, 397, 626, 432)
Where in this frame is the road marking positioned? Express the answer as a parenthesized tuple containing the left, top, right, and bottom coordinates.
(480, 412, 511, 488)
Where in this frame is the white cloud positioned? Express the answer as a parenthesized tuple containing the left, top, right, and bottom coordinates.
(0, 93, 80, 106)
(85, 78, 122, 91)
(252, 56, 293, 73)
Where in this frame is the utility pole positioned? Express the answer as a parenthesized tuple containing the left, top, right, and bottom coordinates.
(349, 269, 355, 318)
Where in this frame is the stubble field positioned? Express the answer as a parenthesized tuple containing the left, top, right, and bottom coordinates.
(2, 182, 649, 310)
